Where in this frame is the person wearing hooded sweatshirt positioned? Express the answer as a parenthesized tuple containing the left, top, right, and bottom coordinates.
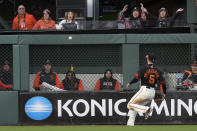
(94, 69, 120, 91)
(61, 71, 84, 91)
(118, 4, 146, 29)
(0, 60, 13, 90)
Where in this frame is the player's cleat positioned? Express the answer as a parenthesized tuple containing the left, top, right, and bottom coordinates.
(144, 108, 153, 120)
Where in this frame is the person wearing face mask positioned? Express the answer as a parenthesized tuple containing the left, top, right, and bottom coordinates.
(141, 5, 184, 28)
(94, 69, 120, 91)
(118, 3, 146, 29)
(61, 71, 84, 91)
(12, 4, 37, 30)
(57, 11, 79, 30)
(0, 61, 13, 90)
(33, 9, 56, 30)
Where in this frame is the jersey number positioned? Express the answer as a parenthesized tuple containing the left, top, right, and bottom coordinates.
(149, 75, 155, 84)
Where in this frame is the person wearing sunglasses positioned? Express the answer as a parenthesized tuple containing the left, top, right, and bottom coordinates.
(12, 4, 36, 30)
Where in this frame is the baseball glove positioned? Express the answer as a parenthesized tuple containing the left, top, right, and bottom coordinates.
(154, 91, 165, 104)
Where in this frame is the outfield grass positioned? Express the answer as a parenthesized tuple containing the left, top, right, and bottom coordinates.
(0, 125, 197, 131)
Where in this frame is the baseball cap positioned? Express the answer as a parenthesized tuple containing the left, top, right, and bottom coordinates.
(159, 8, 167, 13)
(44, 59, 51, 65)
(132, 7, 140, 12)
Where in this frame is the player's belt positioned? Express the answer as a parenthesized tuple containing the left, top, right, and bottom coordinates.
(142, 85, 154, 89)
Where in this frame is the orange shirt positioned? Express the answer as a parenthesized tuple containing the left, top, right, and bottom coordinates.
(33, 19, 56, 30)
(12, 13, 36, 30)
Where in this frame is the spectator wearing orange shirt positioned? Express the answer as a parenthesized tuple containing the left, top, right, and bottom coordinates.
(33, 60, 62, 91)
(0, 61, 13, 90)
(94, 69, 120, 91)
(33, 9, 56, 30)
(12, 5, 36, 30)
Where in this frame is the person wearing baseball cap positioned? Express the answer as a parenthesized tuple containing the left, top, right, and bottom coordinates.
(33, 9, 56, 30)
(0, 60, 13, 90)
(33, 59, 62, 91)
(126, 54, 166, 126)
(118, 3, 146, 29)
(141, 4, 184, 27)
(182, 59, 197, 87)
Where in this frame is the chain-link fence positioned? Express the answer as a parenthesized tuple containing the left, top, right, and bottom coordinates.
(29, 43, 197, 92)
(140, 44, 197, 91)
(0, 45, 13, 90)
(29, 45, 122, 91)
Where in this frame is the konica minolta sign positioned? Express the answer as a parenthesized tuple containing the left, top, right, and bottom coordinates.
(20, 91, 197, 125)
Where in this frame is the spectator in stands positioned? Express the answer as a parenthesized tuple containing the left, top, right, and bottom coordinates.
(57, 11, 79, 30)
(61, 71, 84, 91)
(33, 9, 56, 30)
(141, 4, 184, 27)
(0, 61, 13, 90)
(182, 60, 197, 87)
(94, 69, 120, 91)
(12, 5, 37, 30)
(33, 59, 62, 91)
(118, 4, 146, 29)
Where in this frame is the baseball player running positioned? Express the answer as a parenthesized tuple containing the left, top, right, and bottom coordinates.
(126, 54, 166, 126)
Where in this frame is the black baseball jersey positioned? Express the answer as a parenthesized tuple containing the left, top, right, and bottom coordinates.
(129, 64, 166, 94)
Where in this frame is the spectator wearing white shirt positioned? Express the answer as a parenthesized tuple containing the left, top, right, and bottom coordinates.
(57, 11, 79, 30)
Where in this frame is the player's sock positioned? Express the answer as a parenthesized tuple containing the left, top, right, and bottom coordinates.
(127, 110, 137, 126)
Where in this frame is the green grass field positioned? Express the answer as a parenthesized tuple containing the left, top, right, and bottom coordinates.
(0, 125, 197, 131)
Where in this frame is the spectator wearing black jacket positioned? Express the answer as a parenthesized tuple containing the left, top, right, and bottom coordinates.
(142, 5, 184, 27)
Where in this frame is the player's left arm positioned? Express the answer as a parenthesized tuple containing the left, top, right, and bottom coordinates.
(126, 68, 144, 88)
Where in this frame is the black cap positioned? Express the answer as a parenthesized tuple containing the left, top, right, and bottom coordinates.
(132, 7, 140, 12)
(159, 8, 167, 13)
(146, 54, 156, 63)
(44, 59, 51, 65)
